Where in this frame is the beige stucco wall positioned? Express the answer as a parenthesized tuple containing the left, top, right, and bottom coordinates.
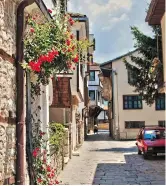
(161, 12, 165, 90)
(112, 51, 165, 139)
(49, 108, 65, 124)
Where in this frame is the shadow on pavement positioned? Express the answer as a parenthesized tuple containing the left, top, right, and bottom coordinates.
(92, 154, 165, 185)
(89, 146, 137, 153)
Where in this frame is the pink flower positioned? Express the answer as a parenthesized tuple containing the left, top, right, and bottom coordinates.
(30, 28, 35, 33)
(43, 159, 46, 163)
(32, 150, 38, 157)
(48, 9, 52, 14)
(55, 180, 59, 184)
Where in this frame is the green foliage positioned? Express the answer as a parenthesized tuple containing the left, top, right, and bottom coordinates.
(124, 25, 163, 105)
(49, 122, 65, 154)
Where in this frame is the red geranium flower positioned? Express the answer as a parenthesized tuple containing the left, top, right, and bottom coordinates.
(32, 150, 38, 157)
(66, 39, 71, 46)
(38, 55, 48, 64)
(47, 166, 51, 172)
(72, 46, 75, 51)
(48, 9, 52, 14)
(51, 172, 55, 177)
(35, 147, 40, 151)
(55, 180, 59, 184)
(47, 174, 52, 178)
(69, 17, 74, 25)
(73, 67, 75, 70)
(70, 34, 74, 39)
(52, 50, 59, 56)
(73, 55, 79, 63)
(28, 61, 41, 72)
(43, 159, 46, 163)
(37, 178, 42, 183)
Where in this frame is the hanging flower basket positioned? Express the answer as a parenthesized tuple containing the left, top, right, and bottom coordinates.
(23, 11, 90, 85)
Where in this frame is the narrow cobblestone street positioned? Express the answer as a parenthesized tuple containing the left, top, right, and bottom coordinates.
(58, 131, 165, 185)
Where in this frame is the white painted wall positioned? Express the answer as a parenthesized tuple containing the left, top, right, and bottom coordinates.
(112, 51, 165, 139)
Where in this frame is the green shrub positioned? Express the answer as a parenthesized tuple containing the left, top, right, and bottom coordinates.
(49, 122, 65, 155)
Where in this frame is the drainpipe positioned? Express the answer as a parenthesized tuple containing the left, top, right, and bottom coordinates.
(16, 0, 35, 184)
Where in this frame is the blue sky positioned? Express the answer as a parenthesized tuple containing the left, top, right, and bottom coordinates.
(68, 0, 153, 63)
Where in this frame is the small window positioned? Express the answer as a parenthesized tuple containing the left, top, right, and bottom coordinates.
(158, 121, 165, 127)
(125, 121, 145, 129)
(89, 90, 95, 100)
(89, 71, 95, 81)
(128, 69, 136, 84)
(123, 95, 142, 109)
(156, 94, 165, 110)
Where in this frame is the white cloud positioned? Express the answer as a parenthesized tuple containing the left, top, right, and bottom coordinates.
(68, 0, 133, 31)
(102, 13, 129, 31)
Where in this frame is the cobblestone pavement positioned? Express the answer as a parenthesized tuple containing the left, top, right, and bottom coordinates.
(58, 131, 165, 185)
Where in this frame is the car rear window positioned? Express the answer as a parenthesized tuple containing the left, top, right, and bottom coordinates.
(144, 130, 165, 140)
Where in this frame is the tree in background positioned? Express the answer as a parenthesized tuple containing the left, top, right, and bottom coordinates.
(124, 25, 163, 105)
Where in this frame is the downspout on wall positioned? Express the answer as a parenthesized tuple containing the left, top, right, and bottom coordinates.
(16, 1, 35, 184)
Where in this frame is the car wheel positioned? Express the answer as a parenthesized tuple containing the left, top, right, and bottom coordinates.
(138, 149, 142, 155)
(143, 151, 148, 159)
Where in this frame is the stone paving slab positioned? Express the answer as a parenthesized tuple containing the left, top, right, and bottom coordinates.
(58, 131, 165, 185)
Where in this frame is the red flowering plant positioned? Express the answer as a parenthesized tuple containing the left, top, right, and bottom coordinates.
(32, 130, 60, 185)
(23, 11, 90, 85)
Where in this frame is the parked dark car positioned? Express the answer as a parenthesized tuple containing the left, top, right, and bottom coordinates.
(136, 126, 165, 159)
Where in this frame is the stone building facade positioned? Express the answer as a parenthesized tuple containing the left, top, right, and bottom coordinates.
(0, 0, 20, 184)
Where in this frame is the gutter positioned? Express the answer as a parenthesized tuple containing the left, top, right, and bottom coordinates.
(16, 0, 51, 184)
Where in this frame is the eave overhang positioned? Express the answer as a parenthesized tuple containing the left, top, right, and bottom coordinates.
(145, 0, 165, 25)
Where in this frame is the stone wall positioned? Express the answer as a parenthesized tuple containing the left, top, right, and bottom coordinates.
(0, 0, 21, 184)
